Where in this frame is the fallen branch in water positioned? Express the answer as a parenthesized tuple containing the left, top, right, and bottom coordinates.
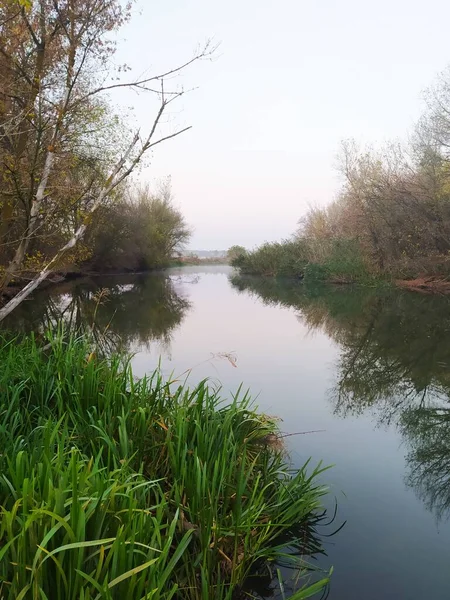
(279, 430, 326, 438)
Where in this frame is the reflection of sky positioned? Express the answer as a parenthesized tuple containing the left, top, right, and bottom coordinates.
(130, 266, 450, 600)
(115, 284, 135, 293)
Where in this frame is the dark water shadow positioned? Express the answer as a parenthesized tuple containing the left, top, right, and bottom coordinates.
(2, 273, 192, 357)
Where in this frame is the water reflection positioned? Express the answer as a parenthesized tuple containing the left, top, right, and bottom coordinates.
(6, 269, 449, 595)
(230, 274, 450, 521)
(3, 270, 332, 599)
(4, 273, 191, 356)
(402, 406, 450, 520)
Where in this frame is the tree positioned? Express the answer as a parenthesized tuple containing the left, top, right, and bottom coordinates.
(0, 0, 213, 322)
(227, 245, 246, 262)
(86, 181, 191, 272)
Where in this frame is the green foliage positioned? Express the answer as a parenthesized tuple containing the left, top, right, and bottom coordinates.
(303, 263, 330, 282)
(86, 184, 191, 273)
(227, 245, 246, 262)
(0, 330, 331, 599)
(231, 240, 309, 278)
(232, 237, 373, 283)
(306, 239, 372, 283)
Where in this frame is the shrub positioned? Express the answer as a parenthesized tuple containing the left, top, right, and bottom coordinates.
(231, 240, 309, 278)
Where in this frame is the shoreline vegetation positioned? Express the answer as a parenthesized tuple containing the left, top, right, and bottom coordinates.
(230, 242, 450, 295)
(0, 258, 229, 301)
(229, 240, 450, 295)
(229, 68, 450, 295)
(0, 330, 331, 599)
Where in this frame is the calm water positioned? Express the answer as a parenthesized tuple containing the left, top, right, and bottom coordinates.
(7, 265, 450, 599)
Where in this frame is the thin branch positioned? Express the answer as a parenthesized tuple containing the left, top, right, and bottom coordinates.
(278, 430, 326, 438)
(74, 42, 215, 105)
(0, 8, 21, 28)
(20, 6, 42, 48)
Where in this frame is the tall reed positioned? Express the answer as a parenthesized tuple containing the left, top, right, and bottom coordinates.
(0, 329, 331, 599)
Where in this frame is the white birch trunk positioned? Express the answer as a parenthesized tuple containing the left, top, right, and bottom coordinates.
(0, 133, 140, 322)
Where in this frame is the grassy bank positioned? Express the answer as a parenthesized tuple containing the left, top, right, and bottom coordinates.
(231, 243, 450, 293)
(231, 239, 378, 285)
(0, 331, 330, 599)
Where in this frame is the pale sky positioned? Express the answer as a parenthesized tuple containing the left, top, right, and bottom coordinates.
(112, 0, 450, 249)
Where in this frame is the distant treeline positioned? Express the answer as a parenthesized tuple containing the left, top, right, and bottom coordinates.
(232, 68, 450, 283)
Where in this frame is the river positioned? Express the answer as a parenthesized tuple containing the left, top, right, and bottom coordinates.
(6, 265, 450, 599)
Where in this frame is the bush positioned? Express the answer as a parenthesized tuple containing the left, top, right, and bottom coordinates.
(231, 240, 309, 278)
(227, 245, 247, 263)
(231, 237, 374, 283)
(316, 239, 371, 283)
(303, 262, 330, 282)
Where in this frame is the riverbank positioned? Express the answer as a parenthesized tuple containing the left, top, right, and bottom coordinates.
(232, 259, 450, 296)
(230, 241, 450, 294)
(0, 260, 231, 305)
(395, 276, 450, 294)
(0, 330, 330, 599)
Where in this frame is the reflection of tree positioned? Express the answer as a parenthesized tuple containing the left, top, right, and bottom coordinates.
(402, 406, 450, 521)
(330, 297, 450, 424)
(230, 274, 450, 519)
(3, 274, 191, 356)
(230, 275, 450, 415)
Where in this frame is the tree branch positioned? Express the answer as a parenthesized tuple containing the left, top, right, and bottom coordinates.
(20, 6, 42, 48)
(72, 41, 215, 107)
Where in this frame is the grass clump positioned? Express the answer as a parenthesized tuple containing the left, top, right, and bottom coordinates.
(0, 331, 331, 599)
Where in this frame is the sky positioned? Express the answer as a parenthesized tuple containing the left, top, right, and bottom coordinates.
(111, 0, 450, 249)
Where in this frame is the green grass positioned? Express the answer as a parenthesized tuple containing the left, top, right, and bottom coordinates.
(0, 330, 331, 599)
(231, 238, 379, 284)
(231, 241, 309, 278)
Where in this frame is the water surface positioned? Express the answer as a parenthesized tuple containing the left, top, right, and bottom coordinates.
(7, 265, 450, 599)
